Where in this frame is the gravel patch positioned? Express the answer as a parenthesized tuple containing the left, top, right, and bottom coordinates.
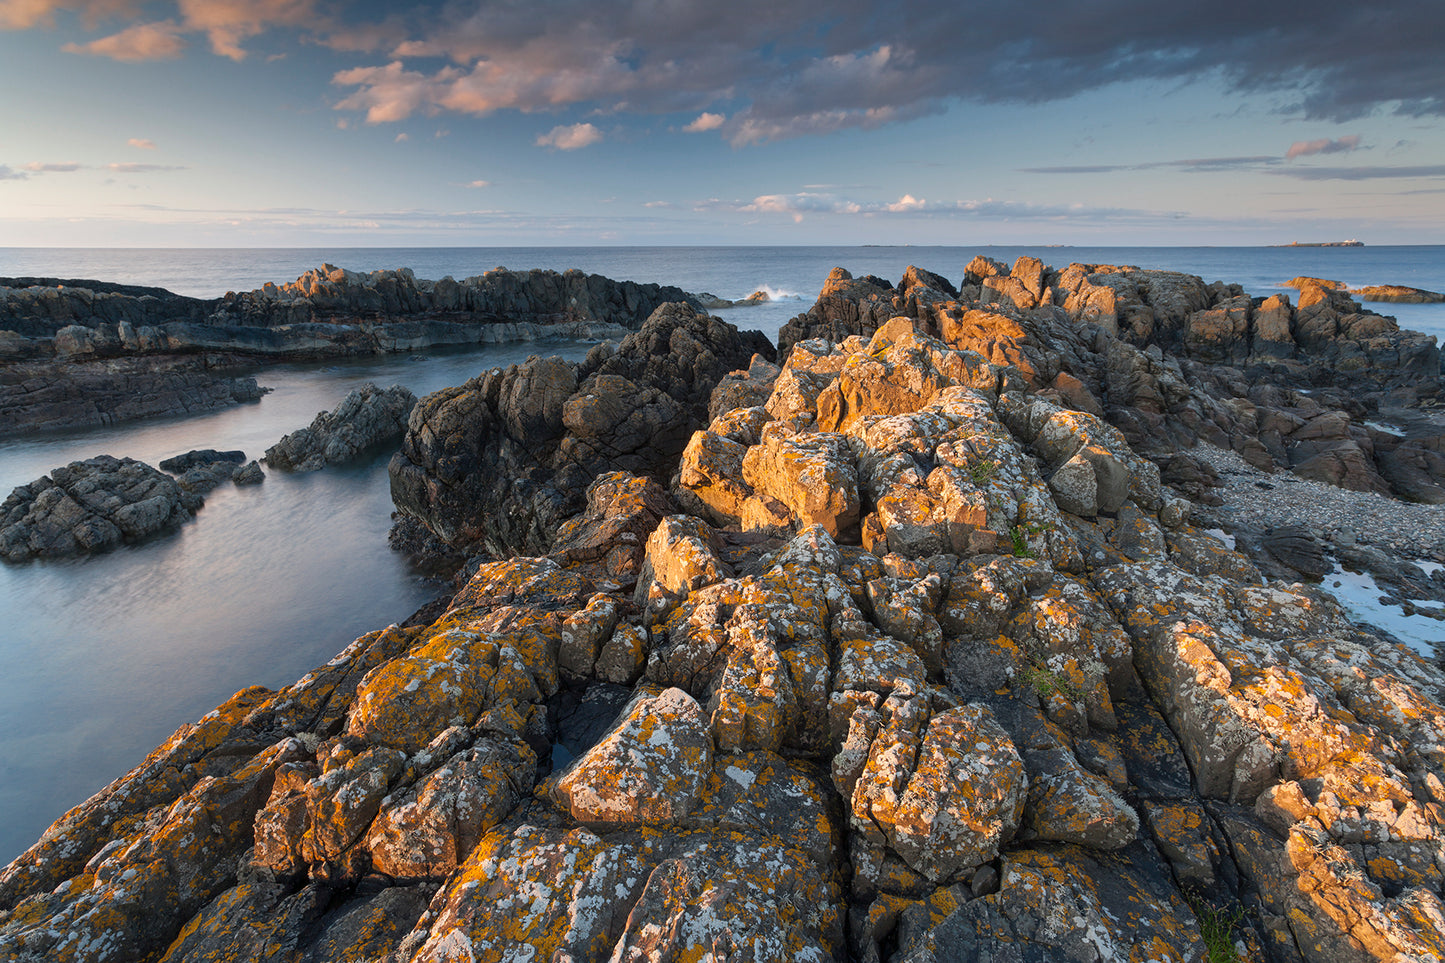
(1187, 443, 1445, 563)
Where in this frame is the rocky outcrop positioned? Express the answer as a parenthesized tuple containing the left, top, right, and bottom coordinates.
(1350, 285, 1445, 304)
(0, 266, 697, 349)
(5, 263, 1445, 963)
(0, 356, 266, 436)
(777, 257, 1444, 505)
(0, 455, 201, 561)
(265, 383, 417, 472)
(0, 266, 700, 435)
(389, 302, 774, 557)
(159, 449, 248, 493)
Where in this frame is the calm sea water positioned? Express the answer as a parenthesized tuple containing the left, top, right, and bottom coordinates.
(0, 245, 1442, 864)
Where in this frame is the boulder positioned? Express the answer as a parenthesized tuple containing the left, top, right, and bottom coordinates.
(553, 687, 713, 825)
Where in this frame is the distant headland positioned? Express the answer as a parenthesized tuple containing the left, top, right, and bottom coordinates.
(1271, 239, 1364, 247)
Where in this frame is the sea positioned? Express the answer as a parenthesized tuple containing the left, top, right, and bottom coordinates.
(1, 244, 1442, 864)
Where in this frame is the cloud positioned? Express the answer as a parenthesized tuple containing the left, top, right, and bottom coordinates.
(22, 161, 83, 172)
(14, 1, 1445, 144)
(466, 179, 490, 188)
(0, 0, 136, 31)
(718, 190, 1159, 222)
(1266, 164, 1445, 181)
(106, 162, 185, 172)
(536, 122, 603, 150)
(0, 165, 27, 180)
(1023, 155, 1280, 175)
(316, 0, 1444, 142)
(393, 132, 408, 142)
(127, 137, 157, 149)
(1285, 135, 1363, 159)
(683, 112, 725, 132)
(62, 19, 187, 60)
(175, 0, 317, 61)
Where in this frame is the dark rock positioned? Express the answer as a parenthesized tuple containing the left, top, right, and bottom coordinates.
(1, 455, 202, 561)
(232, 461, 265, 486)
(266, 383, 417, 472)
(389, 303, 773, 557)
(159, 449, 246, 473)
(0, 357, 266, 437)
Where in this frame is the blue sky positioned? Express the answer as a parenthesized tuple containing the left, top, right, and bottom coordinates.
(2, 0, 1442, 246)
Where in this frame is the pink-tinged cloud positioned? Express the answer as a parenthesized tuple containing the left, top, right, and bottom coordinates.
(333, 61, 456, 123)
(0, 0, 135, 31)
(107, 162, 185, 172)
(466, 179, 490, 188)
(683, 112, 725, 132)
(62, 19, 187, 61)
(536, 123, 603, 150)
(127, 137, 157, 149)
(1286, 135, 1363, 159)
(176, 0, 315, 60)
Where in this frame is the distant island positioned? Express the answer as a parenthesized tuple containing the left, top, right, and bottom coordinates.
(1271, 239, 1364, 247)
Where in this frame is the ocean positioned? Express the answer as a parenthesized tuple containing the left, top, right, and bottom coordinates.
(0, 244, 1442, 864)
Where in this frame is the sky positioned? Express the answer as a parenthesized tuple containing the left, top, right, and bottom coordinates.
(1, 0, 1443, 247)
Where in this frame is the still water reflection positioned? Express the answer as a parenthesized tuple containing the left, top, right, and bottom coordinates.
(0, 340, 593, 864)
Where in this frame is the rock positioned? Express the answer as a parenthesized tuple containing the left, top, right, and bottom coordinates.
(553, 687, 713, 825)
(0, 454, 201, 561)
(1350, 284, 1444, 303)
(265, 382, 416, 471)
(0, 356, 267, 437)
(391, 303, 772, 556)
(11, 255, 1445, 963)
(232, 460, 265, 485)
(160, 448, 249, 493)
(842, 699, 1028, 885)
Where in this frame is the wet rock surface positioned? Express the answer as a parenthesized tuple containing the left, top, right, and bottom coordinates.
(5, 258, 1445, 962)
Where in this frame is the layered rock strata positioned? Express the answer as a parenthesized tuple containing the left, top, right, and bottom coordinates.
(4, 289, 1444, 962)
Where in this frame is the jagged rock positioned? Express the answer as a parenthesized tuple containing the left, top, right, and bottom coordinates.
(1, 454, 202, 561)
(266, 382, 417, 471)
(553, 687, 713, 825)
(10, 257, 1445, 963)
(232, 460, 265, 485)
(390, 303, 773, 556)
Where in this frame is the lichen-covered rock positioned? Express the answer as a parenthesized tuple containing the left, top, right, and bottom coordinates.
(553, 687, 713, 825)
(843, 698, 1027, 885)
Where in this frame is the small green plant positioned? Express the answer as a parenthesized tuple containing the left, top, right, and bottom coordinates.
(1185, 890, 1246, 963)
(1023, 663, 1075, 700)
(968, 459, 997, 485)
(1008, 521, 1047, 558)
